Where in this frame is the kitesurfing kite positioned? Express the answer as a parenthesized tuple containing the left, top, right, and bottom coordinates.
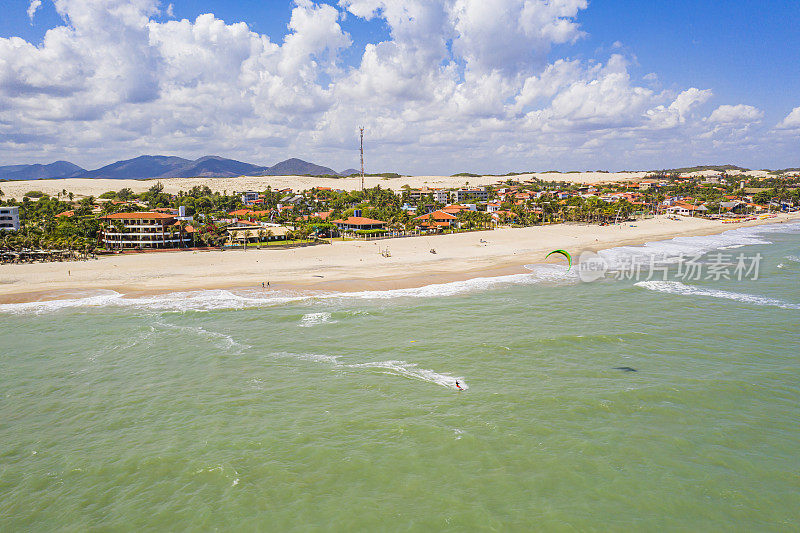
(545, 249, 572, 270)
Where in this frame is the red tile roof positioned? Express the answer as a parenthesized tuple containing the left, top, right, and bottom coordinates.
(414, 210, 457, 220)
(100, 212, 175, 220)
(333, 216, 387, 226)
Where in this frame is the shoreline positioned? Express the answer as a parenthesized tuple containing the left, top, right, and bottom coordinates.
(1, 213, 797, 304)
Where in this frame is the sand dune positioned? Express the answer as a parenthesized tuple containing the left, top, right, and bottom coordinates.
(1, 168, 776, 200)
(0, 172, 649, 199)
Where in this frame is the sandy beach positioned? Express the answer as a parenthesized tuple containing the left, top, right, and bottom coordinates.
(1, 213, 796, 303)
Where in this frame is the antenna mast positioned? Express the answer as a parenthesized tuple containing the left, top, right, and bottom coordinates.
(359, 126, 365, 191)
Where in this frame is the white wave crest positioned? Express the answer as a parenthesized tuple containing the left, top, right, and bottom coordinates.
(153, 320, 250, 353)
(0, 289, 307, 315)
(0, 270, 570, 315)
(635, 281, 800, 309)
(785, 255, 800, 263)
(273, 351, 468, 390)
(595, 221, 800, 272)
(299, 312, 335, 327)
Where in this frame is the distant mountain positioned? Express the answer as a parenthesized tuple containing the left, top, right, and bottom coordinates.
(78, 155, 271, 179)
(339, 168, 360, 176)
(2, 155, 346, 180)
(257, 158, 338, 176)
(161, 156, 265, 178)
(80, 155, 193, 179)
(0, 161, 85, 180)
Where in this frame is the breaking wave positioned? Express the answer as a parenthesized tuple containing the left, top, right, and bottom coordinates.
(0, 269, 573, 315)
(595, 222, 800, 272)
(273, 351, 468, 390)
(153, 320, 250, 353)
(299, 312, 336, 327)
(635, 281, 800, 310)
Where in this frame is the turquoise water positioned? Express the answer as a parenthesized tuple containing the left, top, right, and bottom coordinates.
(1, 223, 799, 530)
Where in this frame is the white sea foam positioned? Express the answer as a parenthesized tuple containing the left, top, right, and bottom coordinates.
(298, 312, 336, 327)
(785, 255, 800, 263)
(0, 289, 307, 315)
(153, 320, 250, 353)
(0, 270, 569, 314)
(86, 325, 158, 361)
(635, 281, 800, 309)
(273, 351, 467, 390)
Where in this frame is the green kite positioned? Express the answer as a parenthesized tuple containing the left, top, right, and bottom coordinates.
(545, 249, 572, 270)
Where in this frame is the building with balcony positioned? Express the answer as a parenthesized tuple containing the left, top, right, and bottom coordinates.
(0, 206, 20, 231)
(451, 188, 489, 202)
(99, 212, 192, 249)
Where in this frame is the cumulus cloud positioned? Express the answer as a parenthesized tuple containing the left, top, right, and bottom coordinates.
(646, 87, 712, 129)
(707, 104, 763, 125)
(776, 106, 800, 130)
(0, 0, 783, 171)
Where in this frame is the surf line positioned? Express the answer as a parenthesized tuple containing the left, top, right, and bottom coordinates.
(275, 352, 468, 391)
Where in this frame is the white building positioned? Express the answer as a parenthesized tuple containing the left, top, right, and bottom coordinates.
(451, 188, 489, 202)
(100, 212, 192, 249)
(0, 206, 20, 231)
(239, 191, 260, 205)
(434, 190, 450, 203)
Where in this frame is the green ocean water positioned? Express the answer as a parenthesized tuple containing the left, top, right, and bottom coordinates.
(1, 223, 800, 530)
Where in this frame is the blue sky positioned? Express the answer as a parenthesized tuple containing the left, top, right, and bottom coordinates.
(1, 0, 798, 173)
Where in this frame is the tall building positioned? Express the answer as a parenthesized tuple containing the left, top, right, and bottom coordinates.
(0, 206, 20, 231)
(451, 188, 489, 203)
(99, 212, 192, 248)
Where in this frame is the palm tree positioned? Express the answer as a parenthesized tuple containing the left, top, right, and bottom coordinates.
(243, 230, 252, 250)
(178, 220, 188, 248)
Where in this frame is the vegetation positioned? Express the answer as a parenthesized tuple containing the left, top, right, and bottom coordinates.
(2, 169, 797, 261)
(659, 165, 749, 173)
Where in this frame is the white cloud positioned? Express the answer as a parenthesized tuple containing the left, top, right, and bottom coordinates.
(166, 3, 174, 18)
(776, 106, 800, 130)
(448, 0, 587, 76)
(0, 0, 788, 172)
(27, 0, 42, 21)
(707, 104, 763, 125)
(646, 87, 712, 129)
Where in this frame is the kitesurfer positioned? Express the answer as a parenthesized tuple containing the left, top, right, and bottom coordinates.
(455, 380, 463, 391)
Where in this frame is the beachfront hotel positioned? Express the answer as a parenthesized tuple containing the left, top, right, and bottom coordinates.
(99, 212, 192, 249)
(0, 206, 20, 231)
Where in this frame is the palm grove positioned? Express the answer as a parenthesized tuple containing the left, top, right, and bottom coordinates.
(1, 172, 797, 257)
